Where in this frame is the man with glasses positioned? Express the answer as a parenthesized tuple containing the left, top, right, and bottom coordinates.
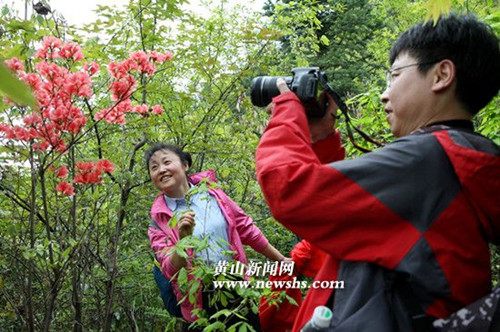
(256, 13, 500, 331)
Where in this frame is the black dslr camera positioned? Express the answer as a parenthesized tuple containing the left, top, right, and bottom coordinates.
(250, 67, 328, 118)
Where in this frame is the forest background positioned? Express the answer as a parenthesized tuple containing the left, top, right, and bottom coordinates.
(0, 0, 499, 331)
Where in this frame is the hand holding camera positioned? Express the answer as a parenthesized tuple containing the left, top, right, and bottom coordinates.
(255, 69, 338, 143)
(252, 66, 382, 152)
(251, 67, 330, 119)
(275, 78, 338, 142)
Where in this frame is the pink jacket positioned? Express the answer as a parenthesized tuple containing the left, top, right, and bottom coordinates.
(148, 170, 269, 322)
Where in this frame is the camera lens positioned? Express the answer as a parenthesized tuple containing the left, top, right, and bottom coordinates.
(250, 76, 281, 107)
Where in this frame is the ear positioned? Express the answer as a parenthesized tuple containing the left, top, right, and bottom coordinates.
(183, 162, 190, 173)
(431, 60, 456, 92)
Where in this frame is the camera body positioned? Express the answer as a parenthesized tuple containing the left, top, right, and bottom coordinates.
(250, 67, 327, 118)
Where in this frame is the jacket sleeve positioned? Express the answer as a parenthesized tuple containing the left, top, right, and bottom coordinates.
(256, 92, 423, 269)
(311, 130, 345, 164)
(224, 195, 269, 253)
(148, 222, 181, 280)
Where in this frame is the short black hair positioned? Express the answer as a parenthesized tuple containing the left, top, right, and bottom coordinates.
(389, 13, 500, 115)
(144, 143, 192, 172)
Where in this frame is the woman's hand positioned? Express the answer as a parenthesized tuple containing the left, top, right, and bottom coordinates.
(261, 243, 287, 262)
(178, 211, 196, 239)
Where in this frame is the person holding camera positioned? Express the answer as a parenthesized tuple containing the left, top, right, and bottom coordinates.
(255, 14, 500, 331)
(146, 143, 285, 330)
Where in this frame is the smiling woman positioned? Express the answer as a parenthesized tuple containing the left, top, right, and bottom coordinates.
(148, 148, 190, 198)
(144, 143, 286, 329)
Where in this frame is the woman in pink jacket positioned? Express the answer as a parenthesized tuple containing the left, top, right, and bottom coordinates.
(146, 143, 284, 330)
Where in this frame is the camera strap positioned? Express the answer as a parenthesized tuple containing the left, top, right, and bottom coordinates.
(320, 77, 384, 153)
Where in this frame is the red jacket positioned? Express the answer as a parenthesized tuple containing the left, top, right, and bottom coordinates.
(256, 92, 500, 331)
(259, 239, 328, 332)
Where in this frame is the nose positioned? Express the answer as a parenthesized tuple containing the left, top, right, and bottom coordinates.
(157, 163, 168, 173)
(380, 87, 389, 104)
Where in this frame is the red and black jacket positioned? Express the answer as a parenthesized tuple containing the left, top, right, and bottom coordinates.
(256, 92, 500, 331)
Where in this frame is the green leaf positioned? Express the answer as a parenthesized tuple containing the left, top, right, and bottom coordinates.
(210, 309, 232, 319)
(424, 0, 452, 25)
(177, 268, 188, 293)
(319, 35, 330, 46)
(0, 62, 37, 109)
(36, 15, 45, 25)
(220, 291, 228, 306)
(8, 19, 35, 32)
(239, 323, 248, 332)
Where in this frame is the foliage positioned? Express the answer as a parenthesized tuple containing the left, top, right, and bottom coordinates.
(0, 61, 37, 109)
(0, 0, 499, 331)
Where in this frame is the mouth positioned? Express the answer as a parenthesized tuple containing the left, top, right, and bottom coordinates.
(160, 175, 171, 183)
(385, 109, 393, 121)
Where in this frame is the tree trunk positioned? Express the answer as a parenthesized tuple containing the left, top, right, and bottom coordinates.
(26, 145, 36, 332)
(102, 138, 146, 332)
(71, 146, 83, 332)
(103, 187, 129, 332)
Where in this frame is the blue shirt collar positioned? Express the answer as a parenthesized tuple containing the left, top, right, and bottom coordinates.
(164, 183, 193, 211)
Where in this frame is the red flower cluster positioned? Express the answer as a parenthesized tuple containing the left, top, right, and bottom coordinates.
(0, 37, 92, 149)
(1, 37, 170, 197)
(35, 36, 84, 61)
(4, 57, 24, 72)
(55, 165, 69, 178)
(54, 159, 115, 196)
(83, 61, 100, 76)
(56, 181, 75, 196)
(94, 50, 171, 124)
(1, 37, 172, 145)
(73, 159, 115, 184)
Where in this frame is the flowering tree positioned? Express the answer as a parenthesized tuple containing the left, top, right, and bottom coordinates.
(0, 0, 307, 329)
(0, 35, 172, 331)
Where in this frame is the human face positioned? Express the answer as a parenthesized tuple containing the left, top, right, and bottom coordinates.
(148, 149, 189, 197)
(381, 52, 436, 137)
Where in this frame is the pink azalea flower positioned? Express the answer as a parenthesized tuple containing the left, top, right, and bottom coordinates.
(133, 104, 149, 114)
(22, 73, 43, 90)
(149, 51, 173, 63)
(35, 36, 63, 59)
(77, 161, 95, 172)
(34, 140, 50, 151)
(84, 61, 100, 76)
(23, 114, 42, 127)
(56, 181, 75, 196)
(55, 165, 69, 178)
(96, 159, 115, 173)
(65, 72, 92, 98)
(59, 42, 84, 61)
(7, 126, 31, 141)
(151, 104, 163, 115)
(4, 57, 24, 72)
(110, 75, 136, 101)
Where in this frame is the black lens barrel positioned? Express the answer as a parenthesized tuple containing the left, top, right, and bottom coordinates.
(250, 76, 293, 107)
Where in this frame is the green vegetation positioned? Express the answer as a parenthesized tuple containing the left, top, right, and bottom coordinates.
(0, 0, 498, 331)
